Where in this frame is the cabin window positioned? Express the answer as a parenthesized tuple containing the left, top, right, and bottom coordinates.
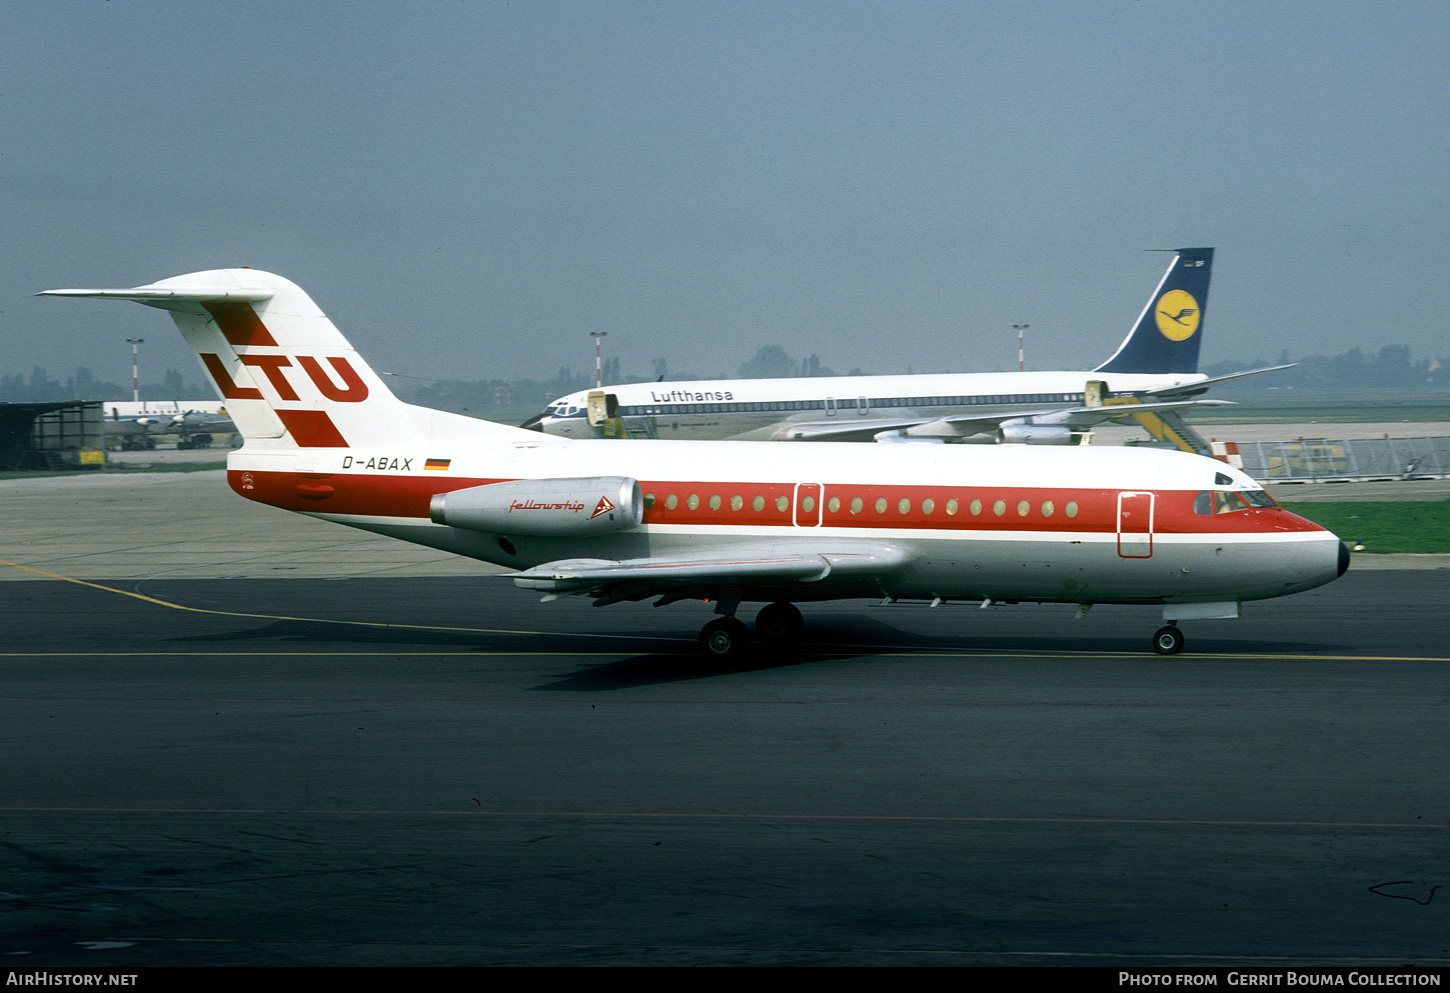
(1041, 500, 1054, 517)
(731, 495, 744, 511)
(665, 494, 678, 510)
(922, 498, 935, 515)
(1065, 500, 1079, 518)
(850, 496, 863, 514)
(801, 496, 815, 513)
(993, 499, 1007, 516)
(1017, 499, 1030, 517)
(753, 495, 766, 512)
(946, 498, 959, 515)
(644, 493, 656, 509)
(686, 494, 700, 510)
(898, 498, 911, 515)
(969, 499, 981, 516)
(708, 494, 721, 511)
(874, 497, 888, 514)
(827, 496, 841, 513)
(775, 495, 789, 512)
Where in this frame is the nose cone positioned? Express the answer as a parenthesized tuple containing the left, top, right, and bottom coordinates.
(518, 412, 545, 432)
(1338, 540, 1351, 577)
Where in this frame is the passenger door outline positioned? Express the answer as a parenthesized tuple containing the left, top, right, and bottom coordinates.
(1117, 491, 1154, 558)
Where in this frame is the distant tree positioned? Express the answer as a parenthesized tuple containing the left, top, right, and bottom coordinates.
(803, 353, 836, 377)
(738, 345, 796, 379)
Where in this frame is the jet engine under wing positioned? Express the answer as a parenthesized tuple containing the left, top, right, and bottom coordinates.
(506, 543, 911, 606)
(775, 399, 1234, 443)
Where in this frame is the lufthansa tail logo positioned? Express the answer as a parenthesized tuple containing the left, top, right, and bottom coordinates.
(1154, 289, 1200, 341)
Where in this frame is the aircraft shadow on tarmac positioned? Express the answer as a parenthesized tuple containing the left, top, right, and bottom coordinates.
(161, 610, 1352, 693)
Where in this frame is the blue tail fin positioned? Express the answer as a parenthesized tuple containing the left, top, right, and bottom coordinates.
(1093, 247, 1213, 375)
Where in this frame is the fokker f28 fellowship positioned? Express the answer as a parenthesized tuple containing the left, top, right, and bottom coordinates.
(525, 247, 1290, 454)
(43, 268, 1346, 657)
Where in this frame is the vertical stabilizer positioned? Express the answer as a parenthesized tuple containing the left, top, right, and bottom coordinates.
(1094, 247, 1213, 375)
(41, 269, 527, 451)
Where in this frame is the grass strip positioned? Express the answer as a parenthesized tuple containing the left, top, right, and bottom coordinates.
(1280, 499, 1450, 554)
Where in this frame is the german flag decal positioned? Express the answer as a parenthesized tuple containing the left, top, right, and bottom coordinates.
(424, 458, 451, 471)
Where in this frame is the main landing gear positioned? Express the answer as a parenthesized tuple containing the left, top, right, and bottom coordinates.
(699, 617, 750, 658)
(697, 601, 804, 659)
(1152, 623, 1185, 655)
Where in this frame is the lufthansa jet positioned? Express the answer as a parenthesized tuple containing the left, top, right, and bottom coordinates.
(523, 248, 1288, 454)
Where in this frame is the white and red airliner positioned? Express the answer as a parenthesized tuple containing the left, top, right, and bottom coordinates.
(43, 269, 1349, 657)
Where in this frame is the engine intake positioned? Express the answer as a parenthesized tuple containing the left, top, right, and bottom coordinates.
(995, 424, 1076, 446)
(430, 476, 644, 536)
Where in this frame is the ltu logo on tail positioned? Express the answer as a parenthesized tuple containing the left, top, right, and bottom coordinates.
(1154, 290, 1201, 341)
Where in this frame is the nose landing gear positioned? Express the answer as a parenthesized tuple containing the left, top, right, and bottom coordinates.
(1152, 624, 1185, 655)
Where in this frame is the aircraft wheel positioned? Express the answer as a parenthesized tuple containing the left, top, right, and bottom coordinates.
(1152, 625, 1185, 655)
(755, 601, 804, 643)
(699, 617, 750, 659)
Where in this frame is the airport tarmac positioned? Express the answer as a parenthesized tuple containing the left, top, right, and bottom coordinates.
(2, 468, 1449, 966)
(3, 572, 1449, 967)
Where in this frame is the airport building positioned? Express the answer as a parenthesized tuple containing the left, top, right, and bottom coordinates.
(0, 401, 106, 471)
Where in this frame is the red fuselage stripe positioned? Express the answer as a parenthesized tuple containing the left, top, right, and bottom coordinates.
(228, 470, 1327, 536)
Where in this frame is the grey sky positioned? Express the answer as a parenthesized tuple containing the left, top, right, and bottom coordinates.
(4, 1, 1446, 390)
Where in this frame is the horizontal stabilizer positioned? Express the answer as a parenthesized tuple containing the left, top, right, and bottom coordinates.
(39, 285, 273, 305)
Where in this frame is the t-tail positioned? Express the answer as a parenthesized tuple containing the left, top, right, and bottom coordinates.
(1093, 247, 1213, 375)
(40, 269, 531, 451)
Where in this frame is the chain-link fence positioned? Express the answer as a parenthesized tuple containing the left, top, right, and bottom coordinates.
(1232, 436, 1450, 481)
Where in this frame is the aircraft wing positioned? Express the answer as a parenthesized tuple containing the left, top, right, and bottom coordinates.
(772, 399, 1233, 442)
(1144, 363, 1297, 398)
(774, 418, 957, 442)
(943, 398, 1235, 429)
(506, 543, 910, 606)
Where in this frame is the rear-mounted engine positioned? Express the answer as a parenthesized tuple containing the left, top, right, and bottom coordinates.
(429, 476, 644, 536)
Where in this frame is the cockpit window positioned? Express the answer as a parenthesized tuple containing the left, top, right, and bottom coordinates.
(1193, 488, 1279, 515)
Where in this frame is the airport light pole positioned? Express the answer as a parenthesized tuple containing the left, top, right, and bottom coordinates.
(1013, 324, 1029, 372)
(590, 331, 607, 388)
(126, 338, 144, 403)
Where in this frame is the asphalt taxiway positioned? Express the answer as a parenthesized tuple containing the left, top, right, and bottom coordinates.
(1, 472, 1448, 966)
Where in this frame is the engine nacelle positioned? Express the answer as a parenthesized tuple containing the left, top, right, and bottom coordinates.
(995, 424, 1077, 446)
(430, 476, 644, 537)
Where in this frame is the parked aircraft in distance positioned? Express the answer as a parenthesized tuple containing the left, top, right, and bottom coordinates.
(43, 269, 1346, 657)
(105, 403, 237, 450)
(524, 247, 1290, 454)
